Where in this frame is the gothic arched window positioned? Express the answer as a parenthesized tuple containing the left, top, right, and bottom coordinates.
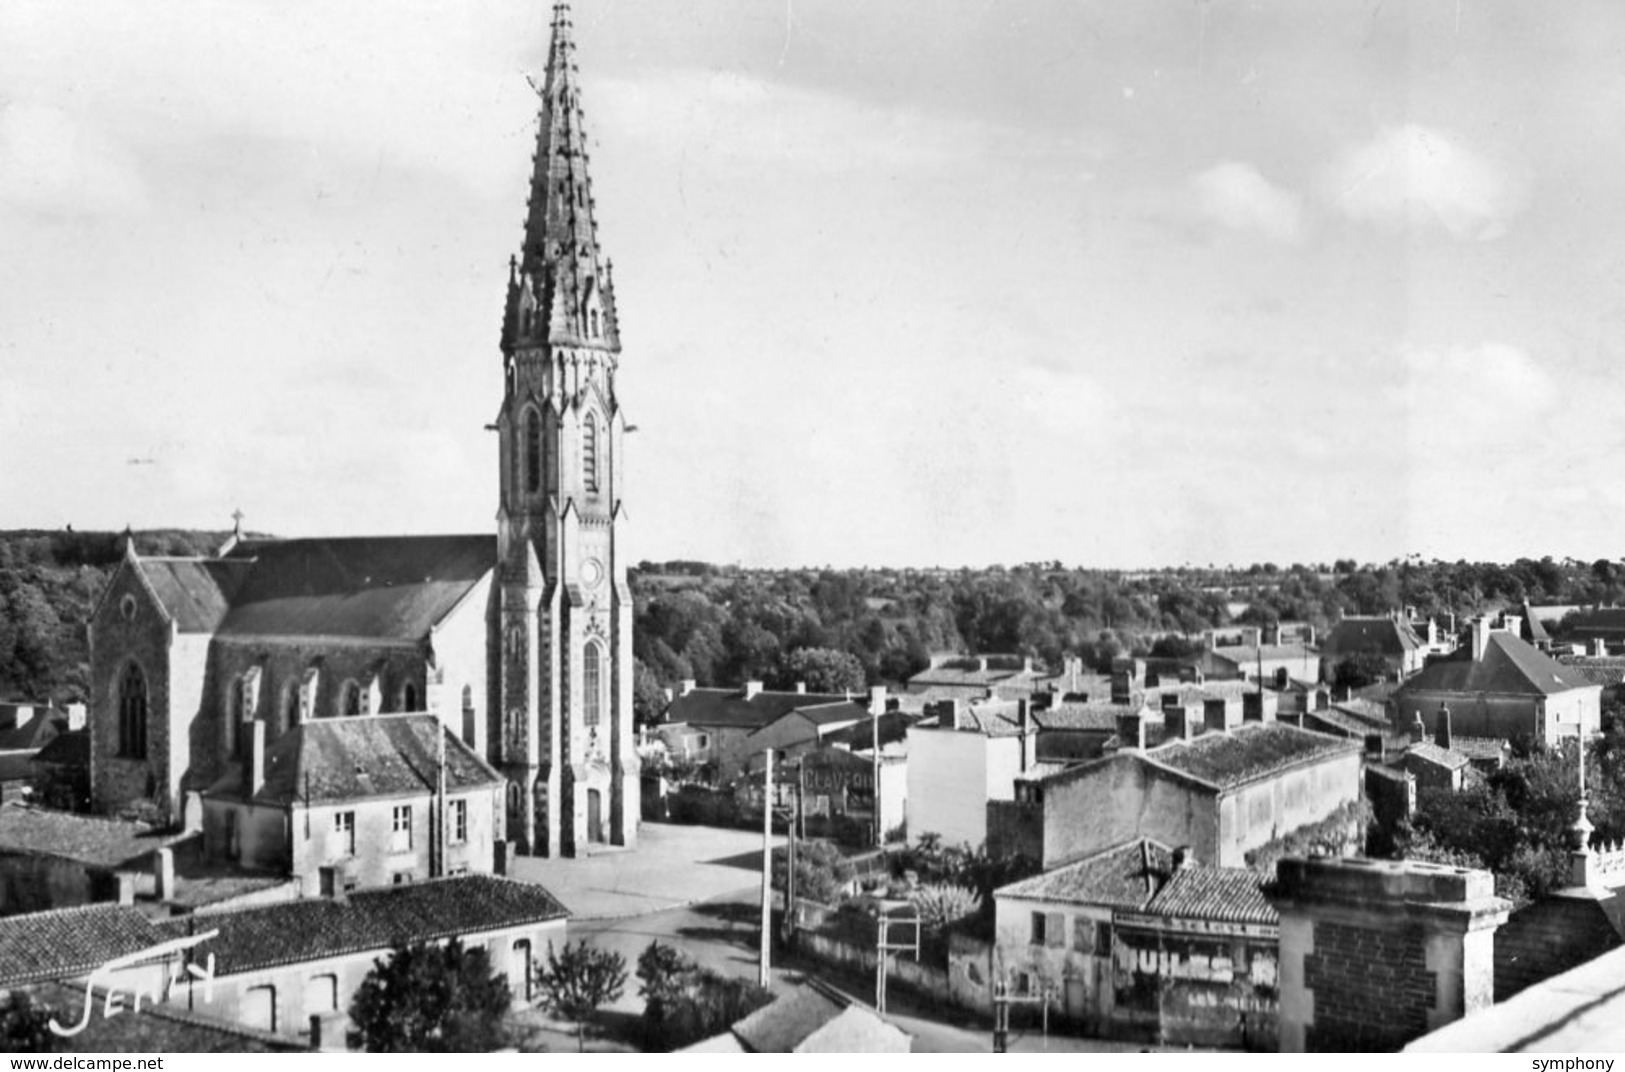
(524, 409, 542, 493)
(582, 642, 604, 728)
(589, 308, 600, 338)
(583, 414, 599, 493)
(118, 662, 148, 759)
(403, 682, 420, 712)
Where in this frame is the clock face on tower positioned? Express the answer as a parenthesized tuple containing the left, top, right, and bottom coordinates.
(580, 557, 604, 589)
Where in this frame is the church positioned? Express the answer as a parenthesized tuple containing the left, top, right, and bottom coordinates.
(84, 1, 637, 860)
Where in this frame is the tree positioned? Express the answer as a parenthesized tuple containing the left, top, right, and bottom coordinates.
(534, 941, 627, 1051)
(1332, 650, 1390, 691)
(0, 991, 57, 1053)
(774, 647, 866, 693)
(349, 939, 513, 1052)
(631, 657, 667, 727)
(634, 940, 773, 1052)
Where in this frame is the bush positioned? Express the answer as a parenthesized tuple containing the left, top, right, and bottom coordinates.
(909, 882, 978, 933)
(349, 939, 512, 1052)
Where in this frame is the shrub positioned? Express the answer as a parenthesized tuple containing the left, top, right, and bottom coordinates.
(635, 941, 773, 1052)
(909, 882, 979, 933)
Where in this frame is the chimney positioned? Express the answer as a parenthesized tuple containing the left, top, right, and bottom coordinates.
(977, 656, 989, 672)
(796, 681, 807, 694)
(661, 687, 673, 704)
(1017, 698, 1031, 735)
(1065, 656, 1083, 691)
(1471, 618, 1491, 661)
(1410, 710, 1426, 745)
(744, 680, 763, 700)
(1435, 704, 1452, 751)
(1172, 845, 1194, 871)
(250, 719, 267, 797)
(1167, 704, 1197, 741)
(1118, 711, 1146, 750)
(64, 702, 87, 731)
(680, 679, 697, 697)
(869, 685, 887, 716)
(1594, 638, 1608, 658)
(1501, 614, 1523, 642)
(154, 846, 175, 901)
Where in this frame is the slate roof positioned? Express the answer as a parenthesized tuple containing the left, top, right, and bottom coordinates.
(30, 728, 88, 768)
(1206, 644, 1318, 667)
(155, 874, 568, 976)
(1320, 616, 1423, 657)
(732, 987, 848, 1052)
(0, 903, 171, 987)
(0, 709, 65, 752)
(217, 535, 495, 640)
(1141, 866, 1278, 926)
(664, 687, 854, 731)
(957, 703, 1028, 738)
(1396, 633, 1595, 698)
(205, 713, 503, 806)
(1494, 892, 1625, 1001)
(1406, 741, 1471, 771)
(25, 980, 305, 1052)
(821, 711, 915, 750)
(136, 557, 249, 634)
(1565, 608, 1625, 636)
(1145, 722, 1360, 790)
(996, 839, 1172, 909)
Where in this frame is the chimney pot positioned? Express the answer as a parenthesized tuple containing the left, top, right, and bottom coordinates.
(744, 680, 763, 700)
(796, 681, 807, 694)
(1435, 704, 1453, 751)
(680, 679, 696, 696)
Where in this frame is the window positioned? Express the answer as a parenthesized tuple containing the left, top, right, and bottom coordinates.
(693, 733, 710, 752)
(403, 683, 419, 712)
(1095, 921, 1113, 954)
(224, 811, 240, 860)
(340, 681, 361, 718)
(1047, 912, 1065, 949)
(582, 414, 599, 492)
(283, 684, 300, 733)
(225, 677, 243, 758)
(462, 685, 476, 746)
(334, 811, 356, 855)
(524, 409, 541, 493)
(305, 975, 338, 1019)
(118, 662, 148, 759)
(391, 805, 413, 852)
(589, 308, 600, 338)
(582, 642, 603, 727)
(1073, 917, 1095, 954)
(1030, 911, 1047, 946)
(450, 799, 468, 844)
(392, 871, 413, 886)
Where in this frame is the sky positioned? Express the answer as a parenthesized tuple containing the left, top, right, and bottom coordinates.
(4, 1, 1625, 570)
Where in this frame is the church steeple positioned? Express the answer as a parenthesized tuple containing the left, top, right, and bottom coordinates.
(504, 0, 619, 356)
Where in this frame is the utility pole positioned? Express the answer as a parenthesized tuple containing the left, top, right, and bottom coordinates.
(781, 761, 799, 942)
(992, 976, 1053, 1053)
(759, 748, 773, 987)
(874, 911, 920, 1014)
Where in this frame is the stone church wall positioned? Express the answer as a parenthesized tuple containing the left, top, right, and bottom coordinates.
(90, 562, 176, 820)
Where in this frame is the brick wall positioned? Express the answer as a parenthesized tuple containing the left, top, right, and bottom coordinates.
(1302, 918, 1433, 1050)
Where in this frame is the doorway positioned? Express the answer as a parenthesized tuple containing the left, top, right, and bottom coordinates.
(587, 789, 604, 843)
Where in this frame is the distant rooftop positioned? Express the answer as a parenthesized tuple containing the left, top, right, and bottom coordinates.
(1145, 722, 1360, 790)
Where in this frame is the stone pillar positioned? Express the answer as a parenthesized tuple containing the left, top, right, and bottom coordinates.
(154, 846, 175, 900)
(1270, 856, 1510, 1052)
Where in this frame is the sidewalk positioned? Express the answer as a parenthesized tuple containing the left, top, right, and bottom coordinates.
(507, 822, 782, 919)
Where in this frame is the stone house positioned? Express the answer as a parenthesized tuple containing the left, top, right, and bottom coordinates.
(1318, 615, 1427, 684)
(1390, 621, 1601, 747)
(905, 700, 1036, 850)
(198, 713, 505, 893)
(993, 841, 1278, 1045)
(987, 723, 1363, 869)
(655, 681, 858, 785)
(905, 654, 1045, 704)
(151, 875, 567, 1040)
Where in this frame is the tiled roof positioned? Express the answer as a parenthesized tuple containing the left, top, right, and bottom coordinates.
(156, 874, 567, 976)
(1321, 616, 1423, 657)
(1302, 707, 1378, 739)
(1145, 680, 1260, 706)
(791, 701, 870, 728)
(908, 662, 1038, 688)
(205, 713, 503, 806)
(1406, 741, 1471, 771)
(1329, 699, 1389, 726)
(27, 980, 305, 1052)
(1145, 723, 1360, 790)
(1206, 644, 1318, 667)
(821, 711, 915, 750)
(732, 986, 847, 1052)
(996, 839, 1172, 909)
(136, 557, 249, 634)
(1034, 701, 1135, 732)
(1558, 656, 1625, 688)
(1451, 736, 1509, 763)
(218, 536, 494, 640)
(0, 903, 170, 986)
(1142, 866, 1277, 925)
(958, 703, 1027, 738)
(1397, 633, 1595, 699)
(664, 687, 855, 730)
(0, 805, 180, 867)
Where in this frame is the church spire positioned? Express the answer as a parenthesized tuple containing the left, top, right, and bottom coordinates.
(505, 0, 619, 356)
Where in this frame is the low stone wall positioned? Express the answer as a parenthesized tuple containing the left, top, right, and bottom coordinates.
(790, 908, 993, 1015)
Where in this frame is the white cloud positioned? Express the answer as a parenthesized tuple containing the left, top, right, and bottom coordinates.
(1400, 341, 1557, 454)
(1190, 161, 1304, 243)
(0, 102, 146, 216)
(1326, 124, 1528, 240)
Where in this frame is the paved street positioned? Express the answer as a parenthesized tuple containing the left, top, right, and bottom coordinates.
(509, 821, 781, 919)
(520, 822, 1192, 1053)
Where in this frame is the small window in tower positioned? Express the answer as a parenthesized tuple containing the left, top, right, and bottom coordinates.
(589, 308, 600, 338)
(583, 642, 604, 728)
(583, 414, 599, 493)
(118, 661, 148, 759)
(525, 409, 542, 493)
